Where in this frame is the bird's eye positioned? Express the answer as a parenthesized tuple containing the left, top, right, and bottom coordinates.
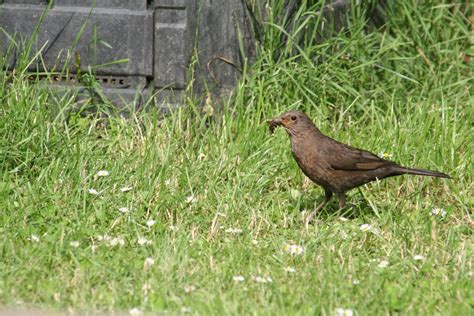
(291, 115, 297, 121)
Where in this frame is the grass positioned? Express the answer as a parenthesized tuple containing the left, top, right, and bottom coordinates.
(0, 1, 473, 314)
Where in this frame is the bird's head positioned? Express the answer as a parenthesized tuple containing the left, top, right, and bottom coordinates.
(267, 110, 316, 137)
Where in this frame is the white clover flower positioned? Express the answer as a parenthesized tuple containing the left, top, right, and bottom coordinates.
(88, 188, 99, 195)
(284, 243, 304, 256)
(185, 195, 197, 203)
(225, 227, 243, 234)
(233, 275, 245, 282)
(335, 307, 354, 316)
(378, 260, 389, 268)
(96, 170, 110, 177)
(129, 307, 142, 315)
(252, 276, 272, 283)
(184, 285, 196, 293)
(137, 237, 153, 246)
(120, 186, 133, 193)
(413, 255, 425, 261)
(110, 237, 125, 247)
(146, 219, 156, 227)
(29, 234, 40, 242)
(284, 266, 296, 273)
(70, 241, 80, 248)
(359, 224, 373, 232)
(431, 208, 447, 219)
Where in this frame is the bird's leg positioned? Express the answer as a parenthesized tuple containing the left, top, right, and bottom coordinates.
(304, 189, 333, 226)
(337, 193, 346, 209)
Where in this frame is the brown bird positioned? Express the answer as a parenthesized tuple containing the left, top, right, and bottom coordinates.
(268, 110, 451, 222)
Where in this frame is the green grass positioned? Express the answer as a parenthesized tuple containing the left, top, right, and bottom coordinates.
(1, 1, 473, 315)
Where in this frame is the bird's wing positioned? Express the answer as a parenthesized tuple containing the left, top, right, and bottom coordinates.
(322, 138, 390, 171)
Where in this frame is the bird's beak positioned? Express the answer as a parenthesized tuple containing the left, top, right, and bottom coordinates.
(267, 116, 283, 134)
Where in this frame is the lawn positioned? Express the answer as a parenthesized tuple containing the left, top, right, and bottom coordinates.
(0, 1, 473, 315)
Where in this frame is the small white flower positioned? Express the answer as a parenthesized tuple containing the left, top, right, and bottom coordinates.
(146, 219, 156, 227)
(70, 241, 80, 248)
(181, 307, 192, 313)
(184, 285, 196, 293)
(335, 307, 354, 316)
(110, 237, 125, 247)
(29, 234, 40, 242)
(137, 237, 153, 246)
(225, 227, 243, 234)
(88, 188, 99, 195)
(96, 170, 110, 177)
(129, 307, 142, 315)
(431, 208, 447, 219)
(378, 152, 393, 159)
(120, 186, 133, 193)
(413, 255, 425, 261)
(233, 275, 245, 282)
(91, 245, 98, 253)
(359, 224, 373, 232)
(378, 260, 389, 268)
(144, 257, 155, 271)
(164, 179, 172, 186)
(284, 244, 304, 255)
(253, 276, 272, 283)
(352, 279, 360, 285)
(119, 207, 130, 213)
(185, 195, 197, 203)
(97, 234, 111, 242)
(284, 266, 296, 273)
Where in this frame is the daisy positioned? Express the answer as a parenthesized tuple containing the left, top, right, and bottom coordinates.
(225, 227, 243, 234)
(284, 266, 296, 273)
(137, 237, 153, 246)
(96, 170, 110, 177)
(88, 188, 99, 195)
(185, 195, 197, 203)
(284, 243, 304, 255)
(377, 260, 389, 268)
(29, 234, 40, 242)
(119, 207, 130, 213)
(431, 207, 447, 219)
(413, 255, 425, 261)
(120, 186, 133, 193)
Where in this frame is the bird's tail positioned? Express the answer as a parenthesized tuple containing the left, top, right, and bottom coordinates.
(393, 166, 451, 179)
